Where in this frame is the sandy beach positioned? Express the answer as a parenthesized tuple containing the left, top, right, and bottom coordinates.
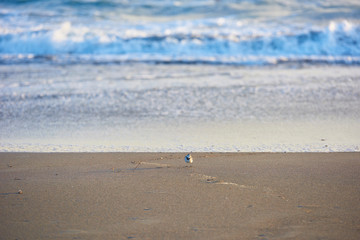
(1, 1, 360, 239)
(0, 152, 359, 239)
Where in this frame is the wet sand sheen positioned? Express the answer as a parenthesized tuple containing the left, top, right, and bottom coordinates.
(0, 153, 359, 239)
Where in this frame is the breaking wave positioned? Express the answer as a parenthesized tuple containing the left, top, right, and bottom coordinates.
(1, 20, 360, 65)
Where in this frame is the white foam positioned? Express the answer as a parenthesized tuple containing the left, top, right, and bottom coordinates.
(1, 17, 360, 65)
(1, 64, 359, 153)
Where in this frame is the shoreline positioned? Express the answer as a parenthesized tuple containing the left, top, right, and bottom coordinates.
(2, 64, 360, 154)
(1, 152, 359, 239)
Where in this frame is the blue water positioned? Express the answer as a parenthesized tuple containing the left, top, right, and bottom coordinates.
(1, 0, 360, 65)
(1, 0, 360, 152)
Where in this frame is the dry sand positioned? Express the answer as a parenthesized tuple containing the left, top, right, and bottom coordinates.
(0, 153, 359, 239)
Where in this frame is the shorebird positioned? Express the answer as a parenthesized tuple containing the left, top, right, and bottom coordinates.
(184, 153, 193, 163)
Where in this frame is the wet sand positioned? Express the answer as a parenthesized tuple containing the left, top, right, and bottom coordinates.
(0, 153, 359, 239)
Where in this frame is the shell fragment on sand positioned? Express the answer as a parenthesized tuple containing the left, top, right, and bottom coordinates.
(185, 154, 193, 163)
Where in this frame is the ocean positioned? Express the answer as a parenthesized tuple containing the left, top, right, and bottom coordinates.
(1, 0, 359, 152)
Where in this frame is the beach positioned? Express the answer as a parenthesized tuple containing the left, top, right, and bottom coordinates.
(1, 152, 359, 239)
(1, 1, 360, 238)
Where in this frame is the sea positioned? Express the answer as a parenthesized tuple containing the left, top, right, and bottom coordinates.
(0, 0, 359, 152)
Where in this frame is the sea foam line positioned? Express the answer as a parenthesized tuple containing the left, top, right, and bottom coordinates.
(0, 143, 359, 153)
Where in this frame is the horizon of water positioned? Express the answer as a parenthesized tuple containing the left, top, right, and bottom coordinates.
(1, 0, 360, 152)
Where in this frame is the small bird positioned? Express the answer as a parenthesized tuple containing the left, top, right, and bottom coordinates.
(184, 154, 193, 163)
